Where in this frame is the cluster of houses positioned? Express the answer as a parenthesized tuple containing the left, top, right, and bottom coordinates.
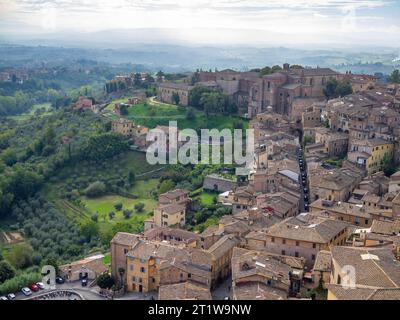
(108, 69, 400, 300)
(0, 68, 29, 84)
(155, 64, 389, 120)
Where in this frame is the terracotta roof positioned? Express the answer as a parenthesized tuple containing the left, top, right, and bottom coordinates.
(331, 246, 400, 288)
(158, 282, 212, 300)
(159, 189, 189, 201)
(233, 282, 287, 300)
(370, 220, 400, 236)
(232, 247, 304, 284)
(313, 250, 332, 272)
(157, 203, 186, 215)
(265, 214, 348, 244)
(157, 82, 194, 90)
(327, 284, 400, 300)
(207, 234, 240, 260)
(111, 232, 140, 246)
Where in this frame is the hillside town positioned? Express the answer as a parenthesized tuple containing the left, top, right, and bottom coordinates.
(97, 65, 400, 300)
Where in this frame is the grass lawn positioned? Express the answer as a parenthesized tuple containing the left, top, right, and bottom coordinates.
(128, 179, 159, 197)
(8, 103, 52, 122)
(82, 194, 157, 217)
(41, 152, 162, 235)
(81, 194, 156, 234)
(105, 97, 249, 131)
(198, 190, 219, 205)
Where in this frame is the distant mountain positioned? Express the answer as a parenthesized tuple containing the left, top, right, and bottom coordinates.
(0, 41, 398, 74)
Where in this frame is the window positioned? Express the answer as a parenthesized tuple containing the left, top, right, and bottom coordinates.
(123, 249, 128, 254)
(295, 252, 299, 257)
(140, 267, 145, 273)
(131, 276, 136, 282)
(311, 254, 316, 260)
(188, 273, 192, 278)
(312, 243, 316, 249)
(296, 241, 299, 246)
(281, 250, 286, 255)
(365, 219, 369, 225)
(130, 264, 134, 271)
(282, 239, 286, 244)
(271, 237, 275, 243)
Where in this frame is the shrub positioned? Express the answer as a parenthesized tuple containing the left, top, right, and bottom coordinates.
(7, 243, 34, 269)
(134, 203, 145, 213)
(114, 202, 123, 211)
(84, 181, 106, 198)
(123, 209, 133, 219)
(96, 273, 114, 289)
(108, 211, 115, 220)
(91, 213, 99, 222)
(0, 272, 41, 295)
(0, 261, 15, 283)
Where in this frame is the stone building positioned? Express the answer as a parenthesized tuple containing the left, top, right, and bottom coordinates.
(153, 203, 186, 228)
(231, 247, 305, 300)
(245, 213, 349, 267)
(157, 82, 193, 106)
(203, 174, 237, 193)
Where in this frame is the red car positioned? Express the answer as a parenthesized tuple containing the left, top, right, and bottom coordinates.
(29, 283, 39, 292)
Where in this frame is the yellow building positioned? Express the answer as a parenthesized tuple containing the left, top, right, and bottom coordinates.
(153, 203, 186, 228)
(348, 138, 394, 175)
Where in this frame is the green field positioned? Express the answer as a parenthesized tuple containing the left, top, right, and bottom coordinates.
(42, 151, 163, 235)
(105, 97, 248, 131)
(198, 191, 219, 205)
(7, 103, 52, 121)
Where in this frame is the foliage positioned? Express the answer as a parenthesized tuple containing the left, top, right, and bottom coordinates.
(171, 92, 180, 105)
(84, 181, 107, 198)
(0, 271, 41, 295)
(382, 153, 395, 177)
(7, 243, 34, 269)
(80, 221, 99, 242)
(0, 261, 16, 284)
(389, 69, 400, 84)
(81, 133, 129, 162)
(123, 209, 133, 219)
(324, 79, 353, 99)
(159, 179, 175, 194)
(96, 273, 114, 289)
(134, 202, 145, 212)
(303, 135, 314, 147)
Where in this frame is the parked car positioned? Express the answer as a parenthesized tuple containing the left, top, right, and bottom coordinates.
(7, 293, 16, 300)
(36, 282, 45, 290)
(21, 287, 32, 296)
(303, 188, 308, 193)
(81, 279, 88, 287)
(56, 276, 65, 284)
(29, 283, 39, 292)
(0, 296, 8, 300)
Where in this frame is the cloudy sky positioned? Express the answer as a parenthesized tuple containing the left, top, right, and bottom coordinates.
(0, 0, 399, 47)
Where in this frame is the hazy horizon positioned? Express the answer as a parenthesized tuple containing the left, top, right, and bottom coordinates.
(1, 0, 399, 49)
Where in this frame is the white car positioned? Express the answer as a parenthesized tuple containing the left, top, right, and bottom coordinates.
(21, 287, 32, 296)
(7, 293, 16, 300)
(0, 296, 8, 300)
(36, 282, 45, 290)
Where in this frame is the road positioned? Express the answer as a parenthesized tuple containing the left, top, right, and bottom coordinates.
(298, 147, 309, 213)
